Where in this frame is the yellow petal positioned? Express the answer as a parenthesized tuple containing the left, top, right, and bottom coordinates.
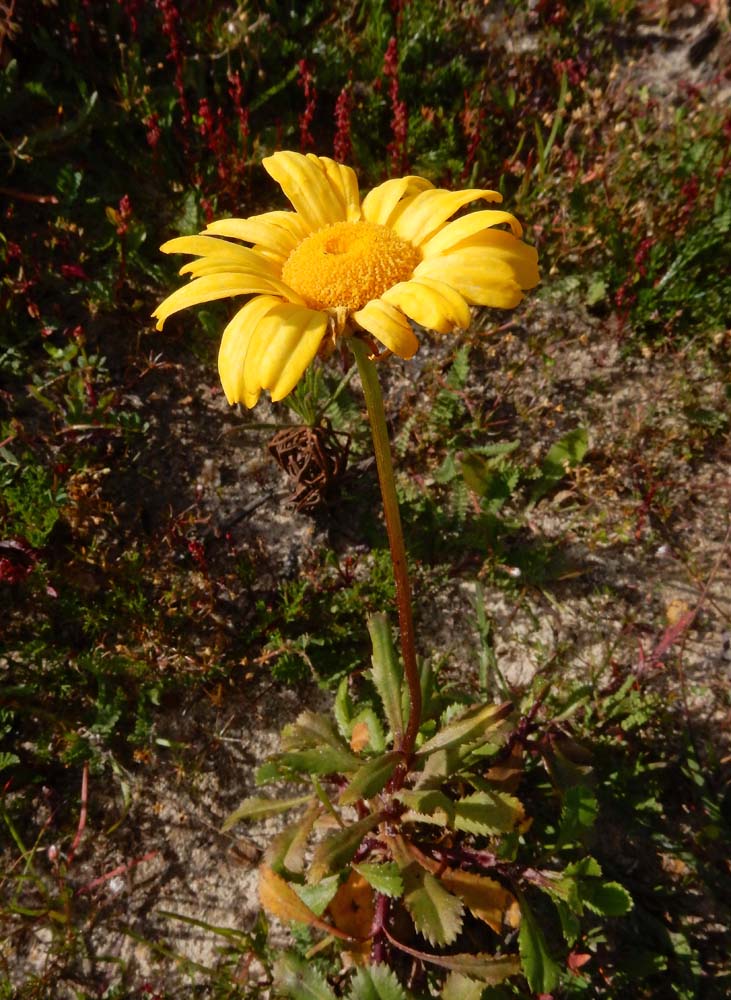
(207, 210, 310, 244)
(261, 305, 329, 401)
(263, 151, 346, 232)
(361, 175, 434, 227)
(242, 303, 326, 401)
(177, 257, 277, 280)
(161, 235, 269, 267)
(420, 209, 523, 258)
(253, 303, 327, 396)
(381, 278, 471, 333)
(153, 274, 291, 330)
(392, 188, 503, 248)
(313, 156, 362, 222)
(442, 229, 540, 290)
(203, 218, 300, 258)
(218, 295, 281, 406)
(242, 322, 270, 400)
(250, 244, 289, 268)
(173, 264, 304, 302)
(413, 277, 472, 328)
(415, 250, 526, 309)
(352, 299, 419, 358)
(177, 248, 278, 274)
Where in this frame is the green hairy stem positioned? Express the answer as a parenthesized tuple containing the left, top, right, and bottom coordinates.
(350, 336, 422, 758)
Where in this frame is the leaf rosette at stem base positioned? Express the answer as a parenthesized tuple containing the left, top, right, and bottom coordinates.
(223, 614, 631, 996)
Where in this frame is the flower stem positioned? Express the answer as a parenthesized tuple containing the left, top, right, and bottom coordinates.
(350, 337, 421, 758)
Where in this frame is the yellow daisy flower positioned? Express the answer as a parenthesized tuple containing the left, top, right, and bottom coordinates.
(153, 151, 539, 408)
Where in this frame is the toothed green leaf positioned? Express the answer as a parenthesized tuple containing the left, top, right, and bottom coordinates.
(254, 746, 359, 786)
(368, 613, 404, 740)
(555, 899, 581, 946)
(273, 952, 337, 1000)
(518, 894, 561, 994)
(353, 707, 387, 753)
(333, 680, 386, 752)
(308, 812, 384, 884)
(387, 836, 462, 945)
(402, 867, 464, 946)
(294, 875, 341, 916)
(584, 881, 632, 916)
(440, 971, 486, 1000)
(441, 701, 471, 725)
(352, 862, 403, 898)
(340, 751, 401, 805)
(454, 790, 525, 835)
(348, 964, 409, 1000)
(395, 788, 454, 826)
(413, 748, 463, 788)
(558, 784, 598, 847)
(265, 803, 320, 876)
(418, 702, 512, 756)
(221, 794, 312, 831)
(334, 676, 355, 741)
(281, 710, 353, 752)
(547, 856, 631, 917)
(565, 855, 601, 880)
(0, 752, 19, 773)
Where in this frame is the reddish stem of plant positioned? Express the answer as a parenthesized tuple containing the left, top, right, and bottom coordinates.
(383, 36, 408, 174)
(76, 850, 159, 895)
(297, 59, 317, 152)
(371, 892, 389, 964)
(333, 78, 353, 163)
(67, 761, 88, 866)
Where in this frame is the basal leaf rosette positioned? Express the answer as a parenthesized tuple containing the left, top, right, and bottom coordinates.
(222, 616, 632, 994)
(221, 618, 527, 986)
(153, 151, 539, 408)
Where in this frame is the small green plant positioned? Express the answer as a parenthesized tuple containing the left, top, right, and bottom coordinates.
(257, 548, 396, 684)
(283, 357, 359, 432)
(558, 673, 731, 999)
(389, 345, 590, 575)
(1, 448, 67, 549)
(225, 614, 631, 997)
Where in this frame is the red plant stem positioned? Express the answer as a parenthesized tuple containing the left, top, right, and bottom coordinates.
(371, 892, 389, 964)
(76, 850, 159, 895)
(383, 36, 408, 174)
(297, 59, 317, 152)
(333, 79, 353, 162)
(67, 761, 88, 866)
(157, 0, 190, 130)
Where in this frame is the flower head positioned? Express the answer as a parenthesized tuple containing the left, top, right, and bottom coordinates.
(153, 152, 539, 408)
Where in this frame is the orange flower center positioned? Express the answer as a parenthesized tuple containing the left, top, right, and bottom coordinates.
(282, 221, 421, 312)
